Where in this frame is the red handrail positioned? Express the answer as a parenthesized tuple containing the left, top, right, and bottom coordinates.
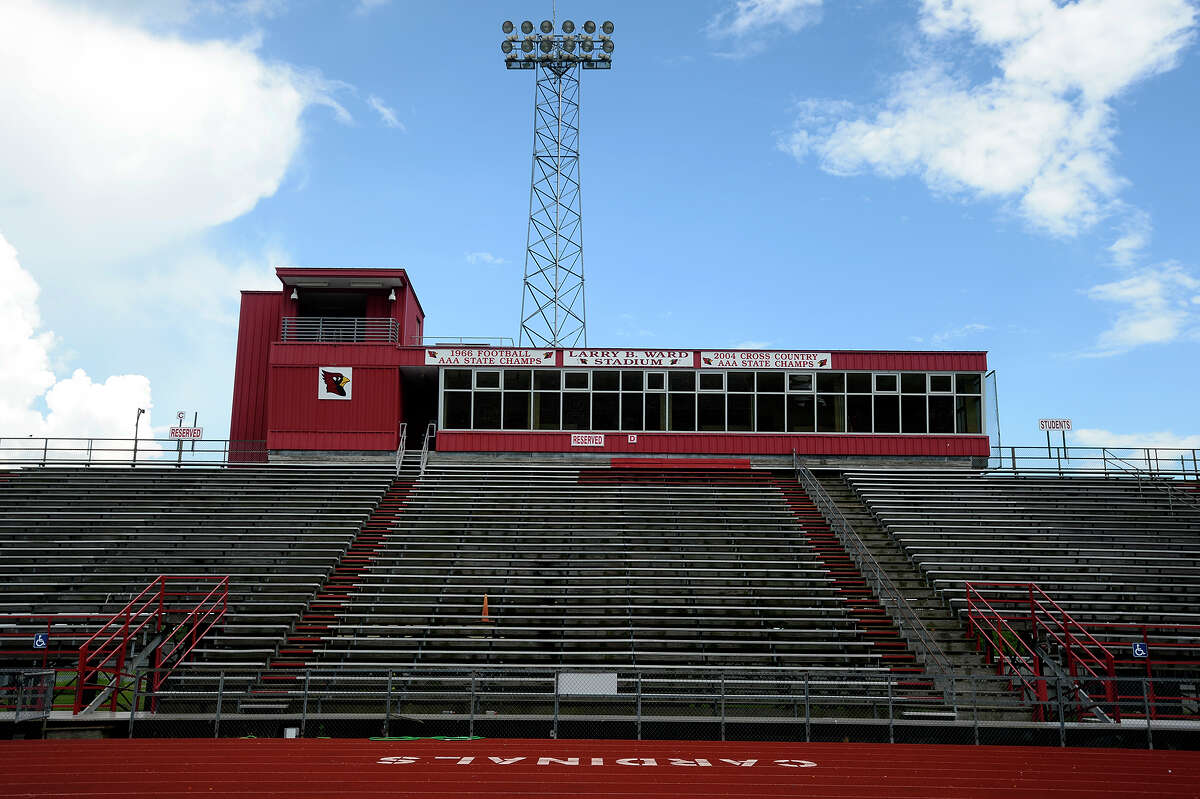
(73, 576, 229, 713)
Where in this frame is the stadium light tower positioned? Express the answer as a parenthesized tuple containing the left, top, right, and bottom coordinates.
(501, 18, 614, 347)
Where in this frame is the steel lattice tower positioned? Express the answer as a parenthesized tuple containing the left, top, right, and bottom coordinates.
(502, 18, 614, 347)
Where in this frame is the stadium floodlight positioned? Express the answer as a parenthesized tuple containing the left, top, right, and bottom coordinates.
(499, 17, 615, 348)
(502, 20, 514, 34)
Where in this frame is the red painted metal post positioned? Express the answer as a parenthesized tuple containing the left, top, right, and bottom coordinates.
(74, 644, 87, 714)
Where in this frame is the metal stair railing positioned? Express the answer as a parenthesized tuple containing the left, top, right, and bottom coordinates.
(394, 423, 408, 474)
(419, 422, 437, 475)
(793, 458, 955, 703)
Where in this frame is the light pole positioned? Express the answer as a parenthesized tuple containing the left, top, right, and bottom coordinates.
(501, 18, 614, 347)
(132, 407, 145, 466)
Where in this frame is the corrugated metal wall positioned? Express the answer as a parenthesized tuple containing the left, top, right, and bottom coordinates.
(228, 292, 281, 445)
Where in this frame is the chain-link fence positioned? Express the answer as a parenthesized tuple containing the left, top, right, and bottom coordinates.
(3, 667, 1196, 748)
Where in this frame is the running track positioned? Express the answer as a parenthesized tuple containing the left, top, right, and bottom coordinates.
(0, 739, 1197, 798)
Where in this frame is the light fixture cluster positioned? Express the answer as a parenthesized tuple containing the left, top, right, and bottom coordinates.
(501, 19, 614, 69)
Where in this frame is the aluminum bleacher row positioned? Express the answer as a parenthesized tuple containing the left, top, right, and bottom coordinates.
(289, 463, 923, 677)
(0, 466, 394, 672)
(843, 470, 1200, 673)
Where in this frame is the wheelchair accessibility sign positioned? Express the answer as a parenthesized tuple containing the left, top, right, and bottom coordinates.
(32, 633, 49, 649)
(1131, 642, 1149, 659)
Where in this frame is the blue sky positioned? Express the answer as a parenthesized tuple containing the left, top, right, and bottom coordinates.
(1, 0, 1198, 451)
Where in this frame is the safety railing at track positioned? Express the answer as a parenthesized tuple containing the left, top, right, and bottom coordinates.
(792, 457, 955, 703)
(3, 666, 1195, 747)
(966, 582, 1119, 723)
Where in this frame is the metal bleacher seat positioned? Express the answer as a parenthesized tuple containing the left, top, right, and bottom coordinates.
(0, 465, 393, 672)
(844, 470, 1200, 629)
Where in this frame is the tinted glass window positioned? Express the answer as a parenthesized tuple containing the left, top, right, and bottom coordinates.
(565, 371, 589, 390)
(816, 394, 845, 432)
(644, 393, 666, 430)
(503, 392, 530, 429)
(901, 373, 926, 394)
(562, 393, 589, 429)
(444, 369, 471, 390)
(668, 371, 696, 392)
(503, 370, 532, 390)
(873, 395, 899, 433)
(593, 371, 619, 391)
(476, 371, 500, 389)
(727, 371, 754, 392)
(788, 373, 813, 392)
(534, 370, 561, 390)
(473, 391, 501, 429)
(901, 395, 927, 433)
(621, 371, 643, 391)
(817, 372, 845, 393)
(756, 372, 784, 392)
(668, 393, 695, 431)
(875, 374, 898, 392)
(787, 395, 815, 432)
(928, 396, 954, 433)
(847, 395, 872, 432)
(443, 392, 470, 429)
(646, 372, 665, 390)
(956, 373, 982, 394)
(846, 373, 871, 393)
(727, 394, 753, 432)
(698, 394, 725, 431)
(699, 372, 724, 391)
(592, 393, 619, 430)
(757, 394, 785, 432)
(956, 396, 983, 433)
(533, 392, 560, 429)
(929, 374, 952, 392)
(621, 393, 643, 430)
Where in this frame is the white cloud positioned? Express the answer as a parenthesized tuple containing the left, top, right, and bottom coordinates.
(783, 0, 1198, 236)
(1083, 262, 1200, 354)
(910, 323, 991, 346)
(708, 0, 824, 56)
(368, 94, 406, 130)
(465, 252, 507, 265)
(1072, 428, 1200, 449)
(0, 0, 348, 264)
(1108, 209, 1153, 266)
(0, 232, 154, 444)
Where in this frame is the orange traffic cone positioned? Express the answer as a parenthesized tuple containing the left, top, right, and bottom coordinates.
(482, 594, 493, 623)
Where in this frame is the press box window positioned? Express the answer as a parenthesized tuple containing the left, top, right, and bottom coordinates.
(817, 372, 845, 393)
(874, 374, 898, 392)
(956, 373, 982, 394)
(444, 369, 471, 390)
(562, 393, 590, 430)
(846, 373, 872, 394)
(534, 370, 561, 390)
(592, 392, 619, 430)
(564, 371, 589, 390)
(668, 371, 696, 392)
(646, 372, 666, 391)
(503, 370, 532, 390)
(593, 371, 619, 391)
(901, 373, 926, 394)
(443, 392, 471, 429)
(475, 371, 500, 389)
(699, 372, 724, 391)
(929, 374, 953, 393)
(472, 392, 501, 429)
(727, 372, 754, 392)
(788, 373, 813, 392)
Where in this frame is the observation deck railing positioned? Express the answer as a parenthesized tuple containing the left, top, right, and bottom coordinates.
(280, 317, 398, 344)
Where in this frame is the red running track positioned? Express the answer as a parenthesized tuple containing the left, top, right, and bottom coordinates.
(0, 738, 1197, 798)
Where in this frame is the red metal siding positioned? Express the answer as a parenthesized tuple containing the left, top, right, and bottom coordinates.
(437, 432, 990, 457)
(266, 364, 400, 451)
(831, 352, 987, 371)
(229, 292, 282, 445)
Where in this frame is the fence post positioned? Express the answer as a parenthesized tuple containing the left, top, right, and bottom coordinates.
(214, 672, 224, 738)
(887, 675, 894, 744)
(971, 676, 979, 746)
(300, 670, 310, 738)
(552, 672, 559, 739)
(1143, 679, 1153, 750)
(42, 438, 48, 467)
(636, 673, 642, 741)
(804, 674, 811, 743)
(128, 673, 140, 738)
(468, 673, 475, 739)
(1057, 678, 1065, 748)
(719, 676, 726, 742)
(384, 671, 393, 738)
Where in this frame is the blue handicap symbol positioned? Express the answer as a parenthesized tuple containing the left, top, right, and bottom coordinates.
(32, 633, 49, 649)
(1131, 642, 1149, 658)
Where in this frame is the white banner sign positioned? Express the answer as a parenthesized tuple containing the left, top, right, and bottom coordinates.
(1038, 418, 1072, 432)
(425, 348, 556, 367)
(700, 351, 832, 369)
(169, 427, 203, 440)
(570, 434, 605, 447)
(563, 350, 694, 368)
(318, 366, 353, 400)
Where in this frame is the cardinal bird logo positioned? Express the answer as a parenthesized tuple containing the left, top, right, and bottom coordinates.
(817, 358, 828, 368)
(702, 357, 713, 366)
(321, 370, 351, 397)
